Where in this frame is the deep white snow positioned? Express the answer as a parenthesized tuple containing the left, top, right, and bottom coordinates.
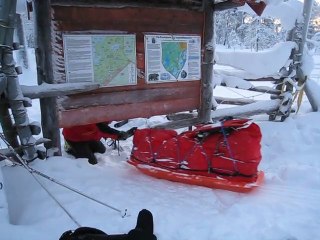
(1, 1, 320, 240)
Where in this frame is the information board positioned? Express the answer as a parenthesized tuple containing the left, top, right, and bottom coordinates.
(145, 35, 201, 83)
(63, 34, 137, 87)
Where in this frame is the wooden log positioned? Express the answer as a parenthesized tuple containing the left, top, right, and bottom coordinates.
(59, 98, 199, 127)
(16, 14, 29, 69)
(34, 0, 61, 155)
(20, 82, 100, 99)
(0, 1, 19, 147)
(60, 85, 199, 110)
(220, 83, 281, 95)
(199, 0, 214, 123)
(214, 96, 256, 105)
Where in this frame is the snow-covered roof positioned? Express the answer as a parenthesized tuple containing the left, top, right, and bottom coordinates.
(214, 0, 267, 16)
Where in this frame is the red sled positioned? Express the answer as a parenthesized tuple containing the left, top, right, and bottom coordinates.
(129, 119, 264, 193)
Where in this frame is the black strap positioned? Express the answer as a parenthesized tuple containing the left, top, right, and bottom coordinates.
(96, 122, 121, 135)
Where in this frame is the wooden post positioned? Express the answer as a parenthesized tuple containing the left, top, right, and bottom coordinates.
(296, 0, 314, 82)
(0, 2, 18, 147)
(199, 0, 214, 123)
(16, 14, 29, 69)
(33, 0, 61, 155)
(1, 0, 40, 160)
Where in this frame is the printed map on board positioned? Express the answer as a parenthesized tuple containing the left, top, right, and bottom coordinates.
(161, 42, 187, 79)
(92, 35, 136, 86)
(144, 35, 201, 83)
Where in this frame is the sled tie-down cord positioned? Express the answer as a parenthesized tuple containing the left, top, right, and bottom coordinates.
(0, 133, 128, 227)
(136, 120, 242, 176)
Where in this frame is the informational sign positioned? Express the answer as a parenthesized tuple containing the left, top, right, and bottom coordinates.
(145, 35, 201, 83)
(63, 34, 137, 87)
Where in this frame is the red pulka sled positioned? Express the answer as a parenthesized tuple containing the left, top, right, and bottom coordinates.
(129, 119, 264, 193)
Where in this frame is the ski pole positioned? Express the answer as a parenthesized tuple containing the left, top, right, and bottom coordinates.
(0, 133, 128, 217)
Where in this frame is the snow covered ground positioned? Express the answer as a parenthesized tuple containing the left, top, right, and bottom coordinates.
(1, 1, 320, 239)
(0, 47, 320, 240)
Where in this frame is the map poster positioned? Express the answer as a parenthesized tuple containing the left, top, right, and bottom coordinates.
(63, 34, 137, 87)
(145, 35, 201, 83)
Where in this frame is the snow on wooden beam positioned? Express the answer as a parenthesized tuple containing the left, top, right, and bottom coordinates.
(214, 96, 256, 105)
(211, 99, 281, 120)
(215, 42, 296, 79)
(148, 99, 280, 129)
(219, 83, 281, 95)
(20, 82, 100, 99)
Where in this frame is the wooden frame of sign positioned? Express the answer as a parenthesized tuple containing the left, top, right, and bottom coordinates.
(33, 0, 214, 151)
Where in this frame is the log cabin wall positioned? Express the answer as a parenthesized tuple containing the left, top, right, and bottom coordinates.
(50, 0, 205, 127)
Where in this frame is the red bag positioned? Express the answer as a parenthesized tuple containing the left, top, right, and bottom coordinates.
(131, 119, 262, 176)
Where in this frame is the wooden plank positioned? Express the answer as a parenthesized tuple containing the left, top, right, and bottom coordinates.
(59, 98, 199, 127)
(59, 84, 200, 109)
(52, 6, 204, 34)
(51, 0, 204, 11)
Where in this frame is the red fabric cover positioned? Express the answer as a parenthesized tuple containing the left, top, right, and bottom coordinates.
(131, 119, 262, 176)
(62, 124, 117, 142)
